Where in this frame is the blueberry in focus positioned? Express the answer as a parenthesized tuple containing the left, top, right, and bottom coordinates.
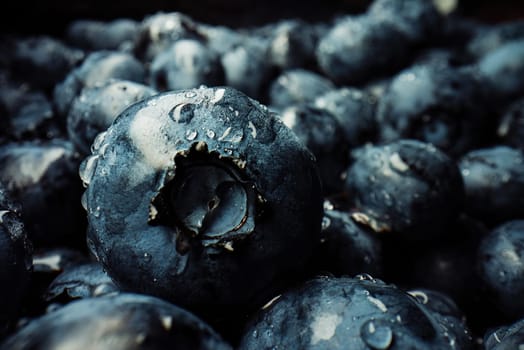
(0, 184, 32, 337)
(478, 220, 524, 319)
(149, 39, 224, 91)
(0, 140, 86, 248)
(81, 86, 322, 321)
(53, 51, 146, 117)
(0, 293, 232, 350)
(343, 139, 464, 238)
(279, 104, 349, 194)
(238, 276, 474, 349)
(67, 79, 157, 156)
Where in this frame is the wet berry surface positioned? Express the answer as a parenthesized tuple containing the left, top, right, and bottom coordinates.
(1, 1, 524, 349)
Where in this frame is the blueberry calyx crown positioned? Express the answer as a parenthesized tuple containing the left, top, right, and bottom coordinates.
(149, 141, 265, 253)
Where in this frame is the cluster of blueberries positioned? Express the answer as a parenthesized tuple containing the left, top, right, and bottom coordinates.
(1, 0, 524, 348)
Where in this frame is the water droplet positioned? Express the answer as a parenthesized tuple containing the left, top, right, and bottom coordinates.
(382, 191, 393, 207)
(206, 129, 215, 139)
(169, 103, 194, 123)
(323, 201, 334, 211)
(321, 217, 331, 230)
(224, 148, 233, 155)
(360, 321, 393, 350)
(153, 278, 158, 283)
(234, 110, 240, 117)
(184, 91, 197, 98)
(185, 129, 198, 141)
(79, 155, 100, 187)
(143, 252, 152, 262)
(461, 168, 470, 177)
(92, 206, 101, 218)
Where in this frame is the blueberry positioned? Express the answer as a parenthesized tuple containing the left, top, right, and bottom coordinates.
(315, 15, 412, 85)
(0, 140, 86, 248)
(220, 36, 274, 100)
(44, 262, 118, 303)
(6, 36, 84, 91)
(484, 317, 524, 350)
(367, 0, 443, 43)
(197, 24, 244, 57)
(497, 98, 524, 152)
(66, 19, 139, 51)
(256, 19, 318, 70)
(53, 51, 146, 117)
(268, 69, 335, 110)
(477, 39, 524, 104)
(343, 140, 464, 238)
(132, 12, 204, 62)
(81, 87, 322, 322)
(0, 293, 232, 350)
(314, 87, 378, 148)
(478, 220, 524, 318)
(67, 79, 157, 156)
(238, 276, 474, 349)
(0, 80, 62, 141)
(467, 20, 524, 59)
(309, 206, 382, 278)
(0, 184, 32, 337)
(279, 104, 348, 194)
(458, 146, 524, 226)
(149, 39, 224, 91)
(377, 63, 492, 156)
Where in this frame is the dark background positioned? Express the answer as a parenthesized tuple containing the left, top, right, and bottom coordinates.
(2, 0, 524, 36)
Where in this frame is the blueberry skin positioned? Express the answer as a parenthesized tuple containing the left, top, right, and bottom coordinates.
(0, 82, 62, 141)
(343, 140, 464, 238)
(0, 185, 32, 337)
(477, 39, 524, 104)
(367, 0, 443, 43)
(149, 39, 224, 91)
(279, 104, 348, 194)
(44, 261, 118, 303)
(66, 19, 139, 51)
(82, 86, 322, 320)
(268, 69, 335, 110)
(314, 87, 378, 148)
(0, 293, 232, 350)
(310, 207, 382, 278)
(467, 20, 524, 59)
(497, 98, 524, 152)
(0, 140, 86, 248)
(6, 36, 84, 91)
(53, 51, 146, 117)
(238, 276, 473, 350)
(256, 19, 318, 70)
(459, 146, 524, 226)
(315, 15, 412, 85)
(132, 12, 204, 62)
(220, 37, 274, 100)
(67, 79, 157, 156)
(377, 63, 492, 157)
(478, 220, 524, 318)
(484, 317, 524, 350)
